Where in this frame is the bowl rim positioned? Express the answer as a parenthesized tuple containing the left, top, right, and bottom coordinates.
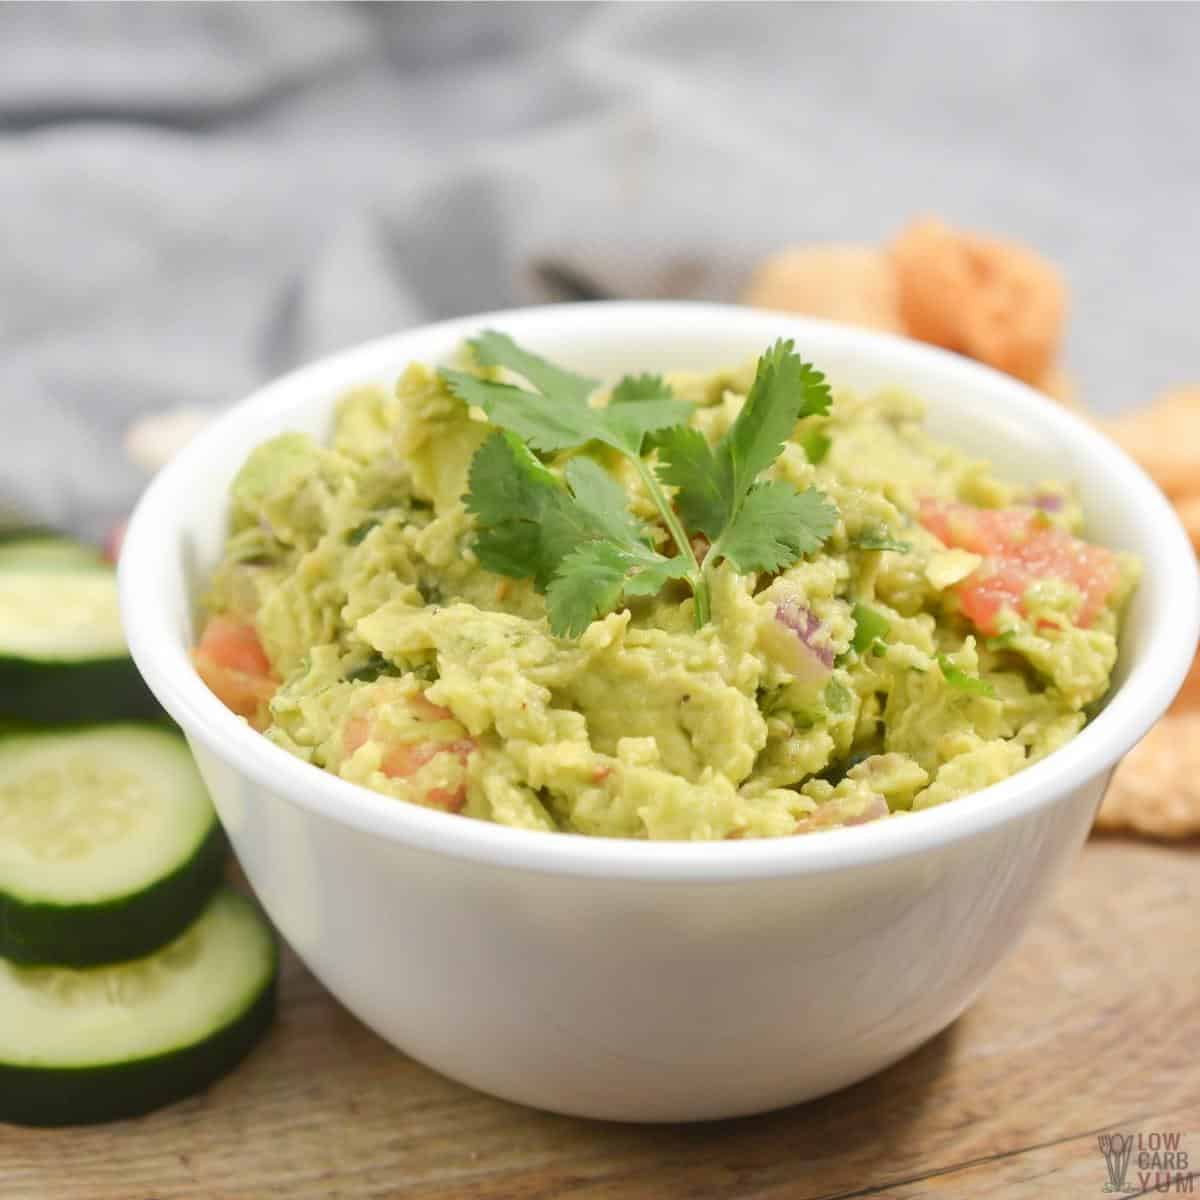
(119, 301, 1200, 882)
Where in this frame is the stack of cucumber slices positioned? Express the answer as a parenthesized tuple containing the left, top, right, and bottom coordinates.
(0, 532, 278, 1126)
(0, 532, 162, 725)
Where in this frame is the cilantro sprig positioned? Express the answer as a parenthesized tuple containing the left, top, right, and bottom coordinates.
(444, 332, 839, 638)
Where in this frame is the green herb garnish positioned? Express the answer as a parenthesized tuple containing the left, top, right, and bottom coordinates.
(798, 429, 832, 465)
(346, 519, 379, 546)
(851, 603, 890, 655)
(447, 333, 838, 638)
(824, 678, 852, 713)
(937, 653, 996, 698)
(345, 653, 401, 684)
(416, 578, 444, 606)
(849, 527, 911, 553)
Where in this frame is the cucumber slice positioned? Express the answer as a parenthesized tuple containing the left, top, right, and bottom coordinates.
(0, 725, 226, 966)
(0, 568, 125, 661)
(0, 536, 105, 572)
(0, 566, 160, 722)
(0, 888, 277, 1126)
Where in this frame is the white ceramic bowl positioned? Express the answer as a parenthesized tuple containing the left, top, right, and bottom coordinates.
(120, 303, 1199, 1122)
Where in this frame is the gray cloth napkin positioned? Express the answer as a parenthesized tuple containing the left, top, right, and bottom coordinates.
(2, 2, 1197, 539)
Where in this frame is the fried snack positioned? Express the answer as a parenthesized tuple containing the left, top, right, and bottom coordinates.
(741, 244, 905, 333)
(1095, 648, 1199, 837)
(1103, 387, 1200, 498)
(1176, 493, 1200, 554)
(1096, 713, 1200, 838)
(1037, 367, 1082, 411)
(1175, 646, 1200, 711)
(890, 218, 1066, 385)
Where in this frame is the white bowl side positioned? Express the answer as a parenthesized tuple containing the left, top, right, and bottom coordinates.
(119, 304, 1199, 1119)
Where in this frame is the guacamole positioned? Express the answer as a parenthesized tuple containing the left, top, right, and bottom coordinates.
(194, 347, 1138, 840)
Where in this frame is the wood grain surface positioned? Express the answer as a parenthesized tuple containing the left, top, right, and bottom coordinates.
(5, 839, 1198, 1200)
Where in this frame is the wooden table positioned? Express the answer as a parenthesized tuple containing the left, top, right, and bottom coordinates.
(7, 839, 1198, 1200)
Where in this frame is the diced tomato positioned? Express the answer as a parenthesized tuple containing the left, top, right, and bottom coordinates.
(196, 616, 272, 676)
(426, 785, 468, 813)
(381, 737, 475, 782)
(408, 692, 456, 723)
(918, 501, 1032, 557)
(795, 792, 889, 834)
(389, 736, 475, 812)
(342, 716, 371, 757)
(341, 690, 476, 812)
(382, 741, 440, 779)
(919, 499, 1120, 634)
(193, 615, 276, 728)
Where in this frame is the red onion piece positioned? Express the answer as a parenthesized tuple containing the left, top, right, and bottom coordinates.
(761, 599, 834, 685)
(1030, 492, 1064, 512)
(795, 791, 889, 834)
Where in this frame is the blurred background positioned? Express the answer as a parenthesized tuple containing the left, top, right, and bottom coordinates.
(2, 1, 1197, 539)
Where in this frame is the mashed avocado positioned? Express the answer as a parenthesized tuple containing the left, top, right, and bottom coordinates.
(197, 349, 1138, 840)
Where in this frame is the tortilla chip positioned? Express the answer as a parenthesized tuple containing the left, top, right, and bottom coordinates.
(1096, 712, 1200, 838)
(1103, 388, 1200, 498)
(891, 217, 1066, 385)
(741, 244, 905, 333)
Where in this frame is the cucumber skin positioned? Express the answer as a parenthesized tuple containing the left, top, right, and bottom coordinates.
(0, 821, 228, 967)
(0, 952, 277, 1126)
(0, 526, 58, 544)
(0, 536, 106, 569)
(0, 656, 163, 724)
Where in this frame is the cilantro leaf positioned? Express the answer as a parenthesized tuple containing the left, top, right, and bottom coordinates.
(724, 339, 831, 500)
(456, 332, 840, 639)
(441, 368, 604, 453)
(849, 527, 912, 553)
(464, 432, 566, 585)
(468, 330, 598, 406)
(657, 340, 837, 572)
(561, 457, 646, 546)
(717, 482, 839, 574)
(545, 543, 628, 638)
(604, 374, 695, 454)
(443, 335, 693, 460)
(465, 432, 671, 625)
(539, 457, 652, 570)
(546, 541, 688, 638)
(464, 430, 559, 520)
(654, 425, 728, 537)
(799, 429, 832, 464)
(937, 653, 997, 698)
(618, 550, 691, 597)
(472, 518, 546, 582)
(851, 603, 890, 655)
(609, 374, 676, 408)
